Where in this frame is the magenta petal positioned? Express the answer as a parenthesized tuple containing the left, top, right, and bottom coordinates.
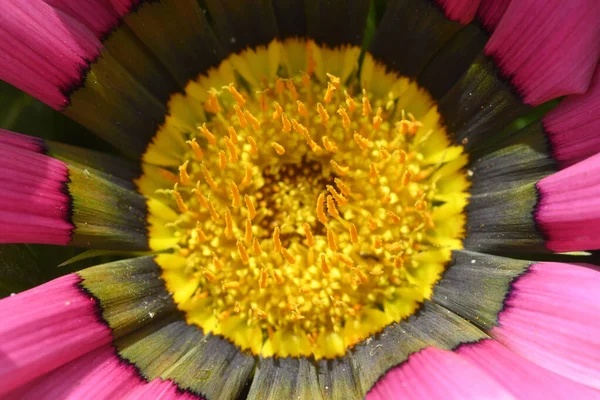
(0, 0, 102, 109)
(367, 347, 512, 399)
(536, 153, 600, 252)
(0, 274, 112, 395)
(0, 129, 46, 153)
(544, 65, 600, 169)
(0, 138, 73, 245)
(484, 0, 600, 105)
(124, 379, 201, 400)
(492, 262, 600, 389)
(458, 340, 600, 399)
(8, 345, 140, 399)
(477, 0, 511, 32)
(435, 0, 481, 24)
(9, 344, 202, 399)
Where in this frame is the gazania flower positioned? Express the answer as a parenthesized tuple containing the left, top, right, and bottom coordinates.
(1, 0, 600, 398)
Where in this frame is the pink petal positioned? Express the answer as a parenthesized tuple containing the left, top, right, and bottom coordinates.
(41, 0, 121, 38)
(367, 347, 513, 399)
(492, 262, 600, 389)
(0, 274, 112, 395)
(124, 379, 200, 400)
(0, 140, 73, 245)
(8, 344, 202, 399)
(458, 339, 600, 398)
(435, 0, 481, 24)
(484, 0, 600, 105)
(0, 0, 102, 109)
(477, 0, 511, 32)
(543, 64, 600, 169)
(536, 153, 600, 252)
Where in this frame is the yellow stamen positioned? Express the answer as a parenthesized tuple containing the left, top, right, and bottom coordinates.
(327, 228, 338, 252)
(362, 89, 372, 117)
(241, 165, 253, 186)
(273, 227, 282, 253)
(186, 138, 204, 160)
(281, 247, 296, 264)
(286, 80, 299, 99)
(337, 106, 351, 130)
(272, 101, 283, 120)
(225, 207, 234, 239)
(326, 195, 340, 219)
(281, 113, 292, 133)
(244, 109, 261, 131)
(326, 73, 341, 89)
(326, 185, 347, 206)
(368, 215, 378, 230)
(330, 160, 349, 176)
(171, 184, 188, 213)
(372, 107, 383, 130)
(202, 268, 217, 282)
(253, 237, 263, 255)
(324, 82, 335, 104)
(247, 136, 258, 155)
(223, 281, 241, 290)
(228, 126, 238, 144)
(199, 123, 217, 146)
(236, 241, 249, 264)
(234, 104, 248, 128)
(245, 218, 253, 244)
(271, 142, 286, 156)
(229, 180, 241, 207)
(402, 170, 412, 186)
(297, 100, 309, 118)
(223, 83, 246, 107)
(344, 91, 357, 113)
(204, 89, 221, 114)
(218, 150, 227, 170)
(303, 223, 315, 247)
(244, 194, 257, 220)
(224, 137, 238, 163)
(316, 193, 328, 224)
(315, 103, 329, 128)
(178, 160, 190, 185)
(349, 223, 358, 244)
(322, 136, 338, 153)
(320, 253, 330, 274)
(259, 265, 269, 289)
(353, 132, 370, 150)
(334, 178, 351, 196)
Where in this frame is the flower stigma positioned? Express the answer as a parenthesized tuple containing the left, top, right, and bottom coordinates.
(144, 42, 469, 359)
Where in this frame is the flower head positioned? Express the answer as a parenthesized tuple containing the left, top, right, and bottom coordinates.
(1, 0, 599, 398)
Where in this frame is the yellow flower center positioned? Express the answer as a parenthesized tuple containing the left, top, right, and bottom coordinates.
(142, 41, 469, 359)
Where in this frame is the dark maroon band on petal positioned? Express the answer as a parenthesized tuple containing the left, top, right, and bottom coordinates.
(476, 0, 511, 32)
(42, 0, 121, 39)
(0, 134, 73, 246)
(536, 153, 600, 252)
(435, 0, 481, 24)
